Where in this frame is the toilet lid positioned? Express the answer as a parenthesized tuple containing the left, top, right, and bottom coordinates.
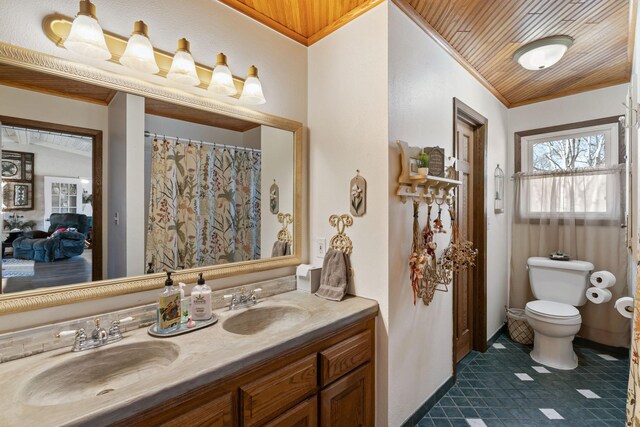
(526, 300, 579, 318)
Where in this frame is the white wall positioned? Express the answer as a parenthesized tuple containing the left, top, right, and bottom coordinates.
(387, 3, 510, 425)
(260, 126, 294, 259)
(308, 3, 389, 424)
(0, 0, 308, 331)
(107, 92, 145, 279)
(1, 139, 91, 231)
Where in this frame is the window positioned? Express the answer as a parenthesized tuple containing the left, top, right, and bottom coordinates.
(515, 120, 623, 221)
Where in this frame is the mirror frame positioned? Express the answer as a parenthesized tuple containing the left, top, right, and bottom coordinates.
(0, 42, 303, 314)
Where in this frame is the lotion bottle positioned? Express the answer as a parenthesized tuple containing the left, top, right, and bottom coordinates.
(157, 272, 181, 333)
(190, 273, 212, 321)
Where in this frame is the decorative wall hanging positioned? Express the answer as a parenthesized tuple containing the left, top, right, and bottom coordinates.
(494, 164, 505, 214)
(396, 140, 461, 204)
(350, 170, 366, 217)
(2, 150, 34, 211)
(270, 180, 279, 214)
(423, 146, 446, 177)
(409, 201, 432, 305)
(440, 200, 477, 274)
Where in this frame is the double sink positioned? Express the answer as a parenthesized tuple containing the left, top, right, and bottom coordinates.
(20, 304, 310, 407)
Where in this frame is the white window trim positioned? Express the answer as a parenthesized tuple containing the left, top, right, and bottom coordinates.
(521, 122, 618, 172)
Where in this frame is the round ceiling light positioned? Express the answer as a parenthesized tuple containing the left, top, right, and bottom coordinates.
(513, 35, 574, 71)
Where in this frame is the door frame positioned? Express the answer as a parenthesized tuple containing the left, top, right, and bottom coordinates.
(452, 98, 488, 372)
(0, 115, 103, 281)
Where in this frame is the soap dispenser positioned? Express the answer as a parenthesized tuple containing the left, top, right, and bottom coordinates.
(190, 273, 212, 321)
(157, 272, 181, 333)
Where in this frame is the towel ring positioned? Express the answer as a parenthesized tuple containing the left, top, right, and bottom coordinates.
(329, 214, 353, 255)
(276, 212, 293, 244)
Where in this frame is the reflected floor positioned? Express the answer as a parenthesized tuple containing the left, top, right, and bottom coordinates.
(417, 333, 629, 426)
(2, 249, 92, 293)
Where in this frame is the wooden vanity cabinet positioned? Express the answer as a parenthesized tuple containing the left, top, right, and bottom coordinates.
(116, 314, 375, 427)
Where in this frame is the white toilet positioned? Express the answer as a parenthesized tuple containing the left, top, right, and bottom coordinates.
(524, 257, 594, 370)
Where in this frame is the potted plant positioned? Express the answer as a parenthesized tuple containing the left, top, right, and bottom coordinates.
(418, 153, 430, 176)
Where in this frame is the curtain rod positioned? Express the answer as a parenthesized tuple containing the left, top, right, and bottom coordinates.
(144, 131, 260, 153)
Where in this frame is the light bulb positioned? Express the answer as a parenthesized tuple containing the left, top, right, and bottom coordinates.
(208, 53, 237, 96)
(167, 38, 200, 86)
(239, 65, 266, 105)
(64, 0, 111, 60)
(120, 21, 159, 74)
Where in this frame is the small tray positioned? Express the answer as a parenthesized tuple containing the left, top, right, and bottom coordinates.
(148, 315, 218, 338)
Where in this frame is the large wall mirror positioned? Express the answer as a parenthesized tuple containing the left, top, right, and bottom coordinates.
(0, 50, 302, 314)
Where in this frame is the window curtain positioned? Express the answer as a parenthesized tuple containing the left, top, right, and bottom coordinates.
(510, 165, 629, 347)
(146, 139, 261, 272)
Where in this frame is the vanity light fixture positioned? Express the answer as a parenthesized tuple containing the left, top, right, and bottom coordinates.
(64, 0, 111, 60)
(513, 35, 574, 71)
(120, 20, 159, 74)
(239, 65, 266, 105)
(167, 38, 200, 86)
(208, 53, 237, 96)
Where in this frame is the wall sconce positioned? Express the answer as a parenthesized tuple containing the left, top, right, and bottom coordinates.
(240, 65, 266, 105)
(119, 20, 159, 74)
(494, 164, 504, 214)
(208, 53, 237, 96)
(64, 0, 111, 60)
(167, 38, 200, 86)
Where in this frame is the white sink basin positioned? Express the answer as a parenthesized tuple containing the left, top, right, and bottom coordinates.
(222, 305, 310, 336)
(21, 341, 179, 406)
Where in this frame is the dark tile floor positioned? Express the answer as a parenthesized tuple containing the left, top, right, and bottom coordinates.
(417, 333, 629, 426)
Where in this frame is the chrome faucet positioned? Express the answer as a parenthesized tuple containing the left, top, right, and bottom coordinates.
(56, 316, 133, 352)
(224, 287, 262, 310)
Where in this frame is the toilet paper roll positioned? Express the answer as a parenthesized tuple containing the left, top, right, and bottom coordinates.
(590, 271, 616, 289)
(615, 297, 634, 319)
(586, 287, 612, 304)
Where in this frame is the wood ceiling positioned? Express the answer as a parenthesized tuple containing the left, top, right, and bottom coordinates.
(396, 0, 636, 107)
(218, 0, 385, 45)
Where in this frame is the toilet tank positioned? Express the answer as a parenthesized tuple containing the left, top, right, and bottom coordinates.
(527, 257, 594, 306)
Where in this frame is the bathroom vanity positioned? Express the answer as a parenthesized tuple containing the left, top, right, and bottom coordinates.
(0, 291, 377, 426)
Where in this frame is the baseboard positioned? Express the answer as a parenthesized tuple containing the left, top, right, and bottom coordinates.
(487, 322, 507, 347)
(399, 376, 455, 427)
(574, 336, 629, 358)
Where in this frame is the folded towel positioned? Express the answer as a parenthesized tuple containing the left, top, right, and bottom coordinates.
(315, 248, 350, 301)
(271, 240, 291, 257)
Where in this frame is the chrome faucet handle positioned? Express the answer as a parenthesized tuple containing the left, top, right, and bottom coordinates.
(56, 328, 87, 351)
(108, 316, 134, 338)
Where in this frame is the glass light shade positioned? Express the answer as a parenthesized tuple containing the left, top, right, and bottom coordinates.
(167, 39, 200, 86)
(64, 14, 111, 60)
(513, 36, 573, 71)
(240, 66, 266, 105)
(120, 27, 159, 74)
(209, 54, 237, 96)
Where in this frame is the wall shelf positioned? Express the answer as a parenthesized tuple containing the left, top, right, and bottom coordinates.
(395, 140, 461, 203)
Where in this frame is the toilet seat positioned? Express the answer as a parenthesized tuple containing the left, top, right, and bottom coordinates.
(525, 300, 581, 325)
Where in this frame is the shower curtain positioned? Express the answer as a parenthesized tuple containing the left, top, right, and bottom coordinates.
(146, 139, 261, 272)
(510, 165, 629, 348)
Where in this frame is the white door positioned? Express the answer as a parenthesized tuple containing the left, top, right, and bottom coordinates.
(44, 176, 85, 230)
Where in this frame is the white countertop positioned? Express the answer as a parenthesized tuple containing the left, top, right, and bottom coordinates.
(0, 291, 378, 426)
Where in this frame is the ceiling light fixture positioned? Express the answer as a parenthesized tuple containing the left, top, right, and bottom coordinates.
(239, 65, 266, 105)
(208, 53, 237, 96)
(64, 0, 111, 60)
(167, 38, 200, 86)
(513, 35, 574, 71)
(120, 21, 159, 74)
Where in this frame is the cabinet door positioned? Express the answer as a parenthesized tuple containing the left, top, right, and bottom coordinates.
(264, 395, 318, 427)
(320, 363, 372, 427)
(155, 392, 233, 427)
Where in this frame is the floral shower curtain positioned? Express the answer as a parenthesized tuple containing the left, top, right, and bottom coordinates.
(146, 139, 261, 272)
(628, 269, 640, 425)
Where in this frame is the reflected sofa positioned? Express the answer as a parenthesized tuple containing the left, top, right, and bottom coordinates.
(12, 213, 88, 262)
